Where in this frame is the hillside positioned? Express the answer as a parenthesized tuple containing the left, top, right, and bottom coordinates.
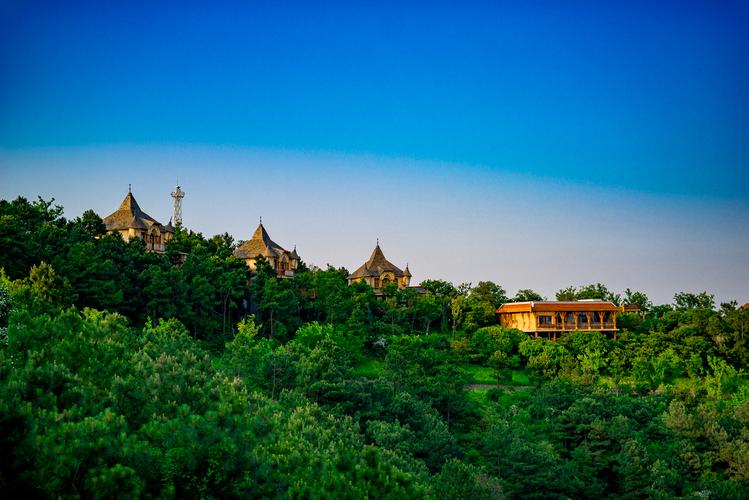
(1, 196, 748, 498)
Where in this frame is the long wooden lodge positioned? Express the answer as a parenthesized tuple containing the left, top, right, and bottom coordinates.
(497, 300, 619, 339)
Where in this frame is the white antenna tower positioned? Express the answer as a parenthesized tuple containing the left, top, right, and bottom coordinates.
(171, 183, 185, 226)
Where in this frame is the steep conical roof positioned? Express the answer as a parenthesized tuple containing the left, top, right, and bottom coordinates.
(234, 223, 289, 260)
(103, 191, 161, 231)
(348, 243, 406, 279)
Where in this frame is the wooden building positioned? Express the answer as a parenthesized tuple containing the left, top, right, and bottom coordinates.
(233, 222, 299, 278)
(497, 300, 619, 339)
(103, 189, 174, 253)
(348, 243, 411, 295)
(620, 303, 647, 319)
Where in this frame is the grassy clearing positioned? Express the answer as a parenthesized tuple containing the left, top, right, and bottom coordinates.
(463, 364, 496, 384)
(511, 370, 530, 385)
(466, 384, 535, 410)
(462, 364, 531, 386)
(352, 358, 533, 389)
(353, 358, 385, 378)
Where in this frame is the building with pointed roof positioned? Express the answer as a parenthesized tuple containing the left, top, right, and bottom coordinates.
(233, 222, 299, 278)
(103, 189, 173, 252)
(348, 243, 411, 293)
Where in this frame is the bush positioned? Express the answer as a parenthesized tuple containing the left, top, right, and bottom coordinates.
(487, 387, 505, 402)
(469, 326, 523, 363)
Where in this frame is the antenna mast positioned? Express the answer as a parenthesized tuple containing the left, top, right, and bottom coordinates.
(171, 184, 185, 226)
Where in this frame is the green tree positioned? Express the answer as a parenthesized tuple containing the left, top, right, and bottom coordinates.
(421, 279, 458, 332)
(21, 261, 74, 311)
(70, 209, 106, 238)
(623, 288, 652, 310)
(0, 196, 66, 279)
(433, 459, 503, 499)
(674, 291, 715, 311)
(513, 288, 545, 301)
(471, 281, 508, 308)
(556, 283, 621, 304)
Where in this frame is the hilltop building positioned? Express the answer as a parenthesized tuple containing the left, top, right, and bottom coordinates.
(103, 188, 174, 252)
(497, 300, 619, 339)
(348, 243, 411, 295)
(620, 302, 647, 319)
(233, 222, 299, 278)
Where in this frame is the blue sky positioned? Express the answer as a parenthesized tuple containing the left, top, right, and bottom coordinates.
(1, 1, 748, 304)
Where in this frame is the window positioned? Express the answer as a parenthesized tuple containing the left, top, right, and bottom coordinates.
(578, 313, 589, 324)
(374, 278, 380, 288)
(538, 315, 552, 325)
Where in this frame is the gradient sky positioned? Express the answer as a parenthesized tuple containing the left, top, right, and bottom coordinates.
(1, 1, 748, 305)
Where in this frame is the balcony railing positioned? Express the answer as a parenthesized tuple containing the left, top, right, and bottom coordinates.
(537, 322, 616, 330)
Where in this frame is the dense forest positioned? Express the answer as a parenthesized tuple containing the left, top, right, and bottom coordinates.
(1, 195, 748, 498)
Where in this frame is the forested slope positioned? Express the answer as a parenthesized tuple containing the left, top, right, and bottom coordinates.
(1, 196, 748, 498)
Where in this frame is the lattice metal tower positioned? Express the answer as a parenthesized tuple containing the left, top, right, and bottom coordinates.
(171, 184, 185, 226)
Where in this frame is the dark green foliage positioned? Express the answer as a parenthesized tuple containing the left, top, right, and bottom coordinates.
(0, 307, 433, 497)
(2, 195, 748, 497)
(513, 288, 545, 301)
(469, 325, 524, 362)
(0, 196, 66, 279)
(556, 283, 622, 305)
(674, 290, 715, 310)
(0, 197, 250, 344)
(623, 288, 652, 310)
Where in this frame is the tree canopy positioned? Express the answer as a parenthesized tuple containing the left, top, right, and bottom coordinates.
(1, 195, 747, 498)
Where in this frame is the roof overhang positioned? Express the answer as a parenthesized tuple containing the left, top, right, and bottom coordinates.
(497, 301, 619, 314)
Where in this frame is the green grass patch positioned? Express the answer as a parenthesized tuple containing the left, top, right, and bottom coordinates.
(496, 387, 534, 408)
(511, 370, 530, 385)
(466, 385, 536, 410)
(462, 364, 532, 386)
(353, 358, 384, 378)
(466, 388, 491, 406)
(463, 364, 497, 384)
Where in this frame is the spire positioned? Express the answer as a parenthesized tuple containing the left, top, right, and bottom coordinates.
(128, 183, 132, 193)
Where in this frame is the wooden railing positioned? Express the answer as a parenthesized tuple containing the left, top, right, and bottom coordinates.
(537, 321, 616, 330)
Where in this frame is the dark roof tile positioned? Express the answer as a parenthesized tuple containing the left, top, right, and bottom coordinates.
(234, 223, 296, 261)
(348, 244, 406, 279)
(103, 192, 163, 231)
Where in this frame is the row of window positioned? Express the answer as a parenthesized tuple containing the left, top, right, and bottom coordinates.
(537, 313, 611, 325)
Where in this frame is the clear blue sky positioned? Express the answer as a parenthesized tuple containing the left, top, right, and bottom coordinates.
(1, 1, 748, 304)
